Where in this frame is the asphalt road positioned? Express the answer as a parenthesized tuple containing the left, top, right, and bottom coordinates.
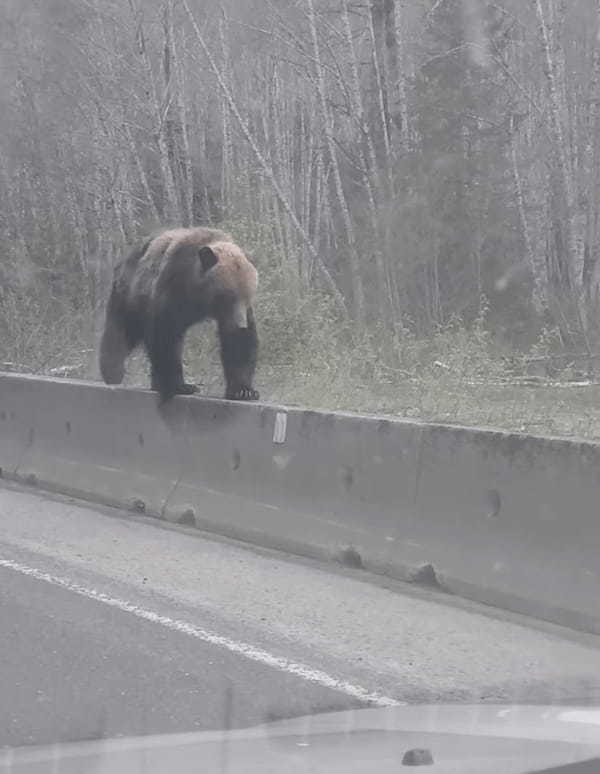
(1, 564, 351, 747)
(2, 483, 600, 749)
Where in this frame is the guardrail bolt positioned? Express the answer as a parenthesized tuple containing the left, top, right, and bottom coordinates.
(339, 465, 354, 490)
(402, 748, 434, 766)
(486, 488, 501, 518)
(178, 509, 196, 526)
(339, 546, 363, 569)
(409, 563, 440, 588)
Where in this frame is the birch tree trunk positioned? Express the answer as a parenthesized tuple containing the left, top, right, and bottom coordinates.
(368, 2, 393, 177)
(0, 151, 35, 284)
(533, 0, 580, 294)
(305, 0, 365, 322)
(130, 0, 179, 221)
(388, 0, 411, 153)
(218, 10, 233, 217)
(510, 115, 545, 311)
(583, 0, 600, 313)
(167, 11, 194, 227)
(97, 14, 160, 223)
(340, 0, 391, 315)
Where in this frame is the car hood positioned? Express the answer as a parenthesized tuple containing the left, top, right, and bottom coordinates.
(2, 704, 600, 773)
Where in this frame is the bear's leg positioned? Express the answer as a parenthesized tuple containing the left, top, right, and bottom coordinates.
(172, 337, 197, 395)
(218, 307, 259, 401)
(146, 310, 197, 403)
(99, 293, 131, 385)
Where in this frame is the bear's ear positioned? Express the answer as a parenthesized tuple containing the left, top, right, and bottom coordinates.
(198, 245, 219, 272)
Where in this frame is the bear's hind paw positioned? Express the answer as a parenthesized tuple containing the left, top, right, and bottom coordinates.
(176, 383, 198, 395)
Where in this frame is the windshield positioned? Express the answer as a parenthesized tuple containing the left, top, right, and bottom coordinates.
(1, 0, 600, 769)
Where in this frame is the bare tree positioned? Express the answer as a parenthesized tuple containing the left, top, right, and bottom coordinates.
(181, 0, 348, 316)
(304, 0, 365, 322)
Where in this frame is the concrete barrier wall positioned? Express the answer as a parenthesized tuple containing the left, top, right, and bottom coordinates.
(0, 372, 599, 634)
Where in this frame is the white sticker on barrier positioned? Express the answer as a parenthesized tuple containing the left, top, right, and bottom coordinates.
(273, 412, 288, 444)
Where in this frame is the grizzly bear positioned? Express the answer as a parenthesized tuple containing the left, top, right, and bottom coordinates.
(99, 227, 259, 403)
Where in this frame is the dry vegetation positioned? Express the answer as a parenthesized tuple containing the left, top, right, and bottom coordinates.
(2, 0, 600, 440)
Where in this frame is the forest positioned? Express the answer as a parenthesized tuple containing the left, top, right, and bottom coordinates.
(1, 0, 600, 438)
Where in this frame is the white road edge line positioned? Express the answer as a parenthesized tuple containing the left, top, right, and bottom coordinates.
(0, 557, 400, 708)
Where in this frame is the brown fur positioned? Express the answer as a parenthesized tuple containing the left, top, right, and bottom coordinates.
(99, 227, 259, 403)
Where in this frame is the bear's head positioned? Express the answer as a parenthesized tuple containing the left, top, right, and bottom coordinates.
(195, 240, 258, 330)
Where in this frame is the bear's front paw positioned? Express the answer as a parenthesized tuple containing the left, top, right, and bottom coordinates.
(226, 386, 259, 401)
